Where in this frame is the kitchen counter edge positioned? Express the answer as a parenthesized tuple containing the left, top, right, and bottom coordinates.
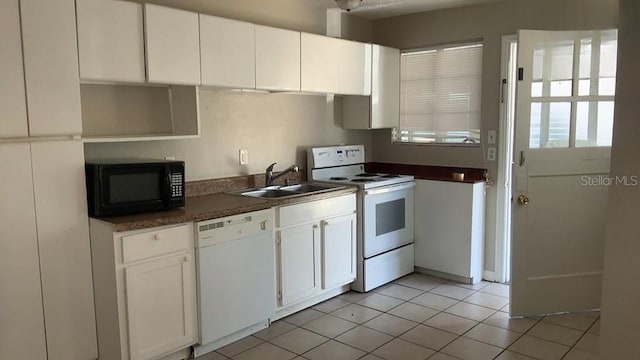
(91, 186, 358, 233)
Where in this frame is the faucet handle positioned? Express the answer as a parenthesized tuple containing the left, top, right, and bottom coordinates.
(266, 162, 277, 173)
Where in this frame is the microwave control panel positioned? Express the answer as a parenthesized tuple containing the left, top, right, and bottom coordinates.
(170, 173, 183, 198)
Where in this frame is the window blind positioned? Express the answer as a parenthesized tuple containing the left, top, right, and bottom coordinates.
(397, 43, 483, 144)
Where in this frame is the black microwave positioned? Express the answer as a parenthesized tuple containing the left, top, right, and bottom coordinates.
(85, 159, 185, 217)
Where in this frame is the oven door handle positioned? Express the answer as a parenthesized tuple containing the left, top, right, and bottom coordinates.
(364, 181, 415, 196)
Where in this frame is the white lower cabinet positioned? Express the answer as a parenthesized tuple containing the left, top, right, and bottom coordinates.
(0, 141, 97, 360)
(275, 194, 356, 313)
(277, 223, 322, 306)
(90, 222, 197, 360)
(322, 213, 357, 289)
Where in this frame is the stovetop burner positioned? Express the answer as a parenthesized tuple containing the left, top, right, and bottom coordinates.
(330, 176, 349, 181)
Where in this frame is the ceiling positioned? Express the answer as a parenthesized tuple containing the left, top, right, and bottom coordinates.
(311, 0, 504, 19)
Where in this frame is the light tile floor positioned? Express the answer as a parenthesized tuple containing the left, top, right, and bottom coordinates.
(196, 273, 600, 360)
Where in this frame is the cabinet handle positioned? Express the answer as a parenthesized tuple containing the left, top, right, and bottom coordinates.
(153, 234, 161, 240)
(260, 220, 267, 231)
(313, 224, 319, 229)
(184, 255, 191, 263)
(323, 221, 329, 227)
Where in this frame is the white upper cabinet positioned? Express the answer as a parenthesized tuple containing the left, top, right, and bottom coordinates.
(255, 25, 301, 91)
(372, 44, 400, 128)
(301, 32, 339, 93)
(76, 0, 145, 83)
(21, 0, 82, 136)
(338, 40, 372, 96)
(0, 0, 28, 138)
(301, 34, 371, 95)
(145, 4, 201, 85)
(343, 44, 400, 129)
(200, 14, 255, 88)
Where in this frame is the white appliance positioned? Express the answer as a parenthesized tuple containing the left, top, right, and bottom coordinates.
(193, 209, 275, 357)
(308, 145, 415, 292)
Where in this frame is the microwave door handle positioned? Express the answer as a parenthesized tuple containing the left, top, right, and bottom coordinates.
(364, 182, 415, 196)
(165, 172, 172, 201)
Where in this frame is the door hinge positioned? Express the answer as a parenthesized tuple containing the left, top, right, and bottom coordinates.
(518, 67, 524, 81)
(277, 290, 282, 300)
(500, 78, 507, 103)
(519, 150, 525, 166)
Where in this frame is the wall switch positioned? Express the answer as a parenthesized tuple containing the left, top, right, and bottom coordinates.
(488, 130, 497, 144)
(488, 147, 497, 161)
(239, 149, 249, 165)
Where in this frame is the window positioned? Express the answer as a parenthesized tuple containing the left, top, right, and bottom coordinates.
(529, 29, 617, 148)
(396, 42, 483, 144)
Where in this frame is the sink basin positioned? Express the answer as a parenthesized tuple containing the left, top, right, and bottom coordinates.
(235, 182, 343, 200)
(280, 183, 336, 193)
(241, 189, 300, 198)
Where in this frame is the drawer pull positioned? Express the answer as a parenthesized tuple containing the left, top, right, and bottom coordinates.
(260, 220, 267, 231)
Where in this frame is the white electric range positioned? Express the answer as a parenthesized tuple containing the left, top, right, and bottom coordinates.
(308, 145, 415, 292)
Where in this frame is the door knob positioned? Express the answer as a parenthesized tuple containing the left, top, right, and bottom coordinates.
(517, 195, 530, 205)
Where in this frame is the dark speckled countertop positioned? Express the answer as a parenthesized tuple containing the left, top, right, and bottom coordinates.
(93, 186, 357, 232)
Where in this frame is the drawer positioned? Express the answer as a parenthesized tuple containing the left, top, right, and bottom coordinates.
(121, 224, 190, 263)
(278, 194, 356, 228)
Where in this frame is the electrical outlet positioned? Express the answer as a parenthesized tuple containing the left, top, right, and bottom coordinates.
(488, 130, 497, 144)
(239, 149, 249, 165)
(488, 147, 497, 161)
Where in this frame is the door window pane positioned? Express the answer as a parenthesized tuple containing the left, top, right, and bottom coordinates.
(531, 42, 574, 97)
(599, 32, 618, 96)
(530, 102, 571, 148)
(376, 199, 405, 236)
(576, 101, 615, 147)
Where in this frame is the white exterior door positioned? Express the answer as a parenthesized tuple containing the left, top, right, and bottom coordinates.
(511, 29, 618, 316)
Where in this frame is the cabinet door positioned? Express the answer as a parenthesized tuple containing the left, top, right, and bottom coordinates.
(76, 0, 145, 82)
(0, 0, 28, 138)
(255, 25, 300, 91)
(145, 4, 200, 85)
(31, 141, 98, 360)
(0, 143, 47, 359)
(338, 40, 372, 96)
(200, 14, 255, 88)
(21, 0, 82, 136)
(322, 213, 357, 289)
(125, 254, 196, 360)
(371, 44, 400, 129)
(277, 223, 321, 306)
(301, 33, 339, 93)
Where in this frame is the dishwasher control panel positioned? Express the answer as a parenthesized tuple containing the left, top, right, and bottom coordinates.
(195, 208, 274, 248)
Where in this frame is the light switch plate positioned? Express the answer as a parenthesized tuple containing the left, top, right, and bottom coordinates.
(488, 130, 497, 144)
(239, 149, 249, 165)
(488, 147, 497, 161)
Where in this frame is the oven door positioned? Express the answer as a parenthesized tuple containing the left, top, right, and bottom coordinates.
(362, 181, 415, 258)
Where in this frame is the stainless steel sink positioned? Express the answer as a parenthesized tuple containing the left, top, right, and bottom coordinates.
(236, 182, 343, 199)
(280, 183, 337, 193)
(240, 189, 300, 198)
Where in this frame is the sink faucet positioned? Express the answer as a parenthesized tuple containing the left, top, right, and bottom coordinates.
(265, 162, 299, 187)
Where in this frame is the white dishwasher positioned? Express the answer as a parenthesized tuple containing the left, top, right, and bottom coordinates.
(193, 208, 275, 357)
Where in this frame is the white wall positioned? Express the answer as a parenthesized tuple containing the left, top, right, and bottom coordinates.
(600, 0, 640, 357)
(371, 0, 618, 275)
(85, 91, 371, 181)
